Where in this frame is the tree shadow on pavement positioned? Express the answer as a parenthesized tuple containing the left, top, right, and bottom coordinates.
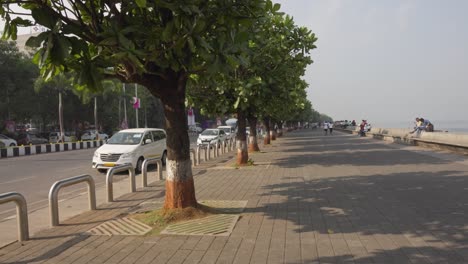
(272, 131, 449, 167)
(257, 170, 468, 263)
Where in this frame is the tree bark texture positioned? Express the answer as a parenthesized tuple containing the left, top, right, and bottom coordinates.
(263, 117, 271, 145)
(236, 110, 248, 165)
(157, 74, 197, 209)
(248, 115, 260, 152)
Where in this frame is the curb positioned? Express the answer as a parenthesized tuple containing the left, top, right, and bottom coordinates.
(0, 140, 105, 159)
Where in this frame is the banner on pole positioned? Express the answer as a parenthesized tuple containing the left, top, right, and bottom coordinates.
(132, 97, 140, 109)
(187, 108, 195, 126)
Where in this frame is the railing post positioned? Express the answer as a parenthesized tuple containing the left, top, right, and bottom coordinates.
(215, 141, 219, 157)
(0, 192, 29, 241)
(207, 143, 211, 160)
(196, 145, 201, 165)
(142, 159, 149, 187)
(190, 148, 196, 167)
(106, 164, 136, 203)
(48, 175, 96, 227)
(156, 159, 163, 180)
(142, 158, 164, 186)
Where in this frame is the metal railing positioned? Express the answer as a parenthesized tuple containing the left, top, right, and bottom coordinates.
(215, 141, 219, 157)
(189, 148, 197, 166)
(196, 145, 203, 164)
(48, 174, 96, 227)
(0, 192, 29, 241)
(207, 143, 212, 160)
(141, 158, 163, 187)
(106, 164, 136, 202)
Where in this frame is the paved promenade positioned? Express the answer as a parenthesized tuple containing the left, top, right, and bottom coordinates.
(1, 129, 468, 263)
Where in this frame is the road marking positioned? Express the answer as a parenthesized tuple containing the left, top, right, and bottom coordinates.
(1, 176, 36, 185)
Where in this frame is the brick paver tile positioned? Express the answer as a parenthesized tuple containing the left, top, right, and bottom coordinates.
(183, 250, 205, 264)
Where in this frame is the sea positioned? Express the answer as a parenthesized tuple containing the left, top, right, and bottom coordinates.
(373, 120, 468, 134)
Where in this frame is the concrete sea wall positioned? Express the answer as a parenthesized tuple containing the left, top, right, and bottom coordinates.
(339, 126, 468, 153)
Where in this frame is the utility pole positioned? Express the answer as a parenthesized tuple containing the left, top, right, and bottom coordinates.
(123, 83, 128, 128)
(94, 97, 98, 133)
(135, 83, 139, 128)
(144, 103, 148, 128)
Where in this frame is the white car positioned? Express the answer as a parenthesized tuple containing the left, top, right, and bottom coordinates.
(49, 132, 74, 143)
(81, 130, 109, 141)
(0, 134, 17, 147)
(92, 128, 167, 173)
(197, 128, 227, 146)
(217, 126, 236, 140)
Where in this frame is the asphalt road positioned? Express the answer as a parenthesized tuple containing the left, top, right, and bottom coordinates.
(0, 148, 106, 220)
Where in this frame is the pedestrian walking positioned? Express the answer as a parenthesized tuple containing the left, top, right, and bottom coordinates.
(329, 122, 334, 134)
(323, 122, 329, 135)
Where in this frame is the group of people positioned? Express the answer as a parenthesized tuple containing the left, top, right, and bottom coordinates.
(410, 117, 434, 134)
(322, 121, 334, 135)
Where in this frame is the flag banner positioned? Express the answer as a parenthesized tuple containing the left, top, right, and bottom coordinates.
(132, 97, 140, 109)
(187, 108, 195, 126)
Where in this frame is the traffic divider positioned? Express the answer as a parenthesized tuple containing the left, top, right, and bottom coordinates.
(0, 140, 105, 159)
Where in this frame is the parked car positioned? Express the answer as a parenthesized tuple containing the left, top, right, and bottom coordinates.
(92, 128, 167, 173)
(0, 141, 5, 148)
(81, 130, 109, 141)
(0, 134, 17, 147)
(197, 128, 227, 146)
(16, 133, 48, 145)
(217, 126, 236, 140)
(49, 132, 76, 143)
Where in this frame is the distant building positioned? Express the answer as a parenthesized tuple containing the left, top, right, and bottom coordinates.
(14, 33, 40, 53)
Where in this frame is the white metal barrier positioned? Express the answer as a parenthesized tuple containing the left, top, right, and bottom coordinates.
(141, 158, 163, 187)
(189, 148, 197, 166)
(48, 174, 96, 226)
(0, 192, 29, 241)
(106, 164, 136, 202)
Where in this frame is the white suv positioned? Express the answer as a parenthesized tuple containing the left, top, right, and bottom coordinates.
(92, 128, 167, 173)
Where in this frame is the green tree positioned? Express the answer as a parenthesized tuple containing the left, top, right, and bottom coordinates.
(0, 40, 39, 127)
(2, 0, 269, 209)
(189, 11, 316, 161)
(35, 73, 75, 142)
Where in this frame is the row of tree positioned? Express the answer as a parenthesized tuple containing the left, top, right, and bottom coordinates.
(1, 0, 327, 209)
(0, 40, 165, 136)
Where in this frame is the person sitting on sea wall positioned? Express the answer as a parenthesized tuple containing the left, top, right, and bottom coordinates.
(410, 117, 434, 134)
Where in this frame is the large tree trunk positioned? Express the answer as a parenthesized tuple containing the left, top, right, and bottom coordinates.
(158, 75, 197, 209)
(236, 110, 248, 165)
(263, 117, 271, 145)
(247, 115, 260, 152)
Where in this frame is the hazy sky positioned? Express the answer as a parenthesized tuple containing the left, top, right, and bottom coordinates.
(275, 0, 468, 127)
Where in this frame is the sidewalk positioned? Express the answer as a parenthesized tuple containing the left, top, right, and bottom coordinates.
(1, 129, 468, 263)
